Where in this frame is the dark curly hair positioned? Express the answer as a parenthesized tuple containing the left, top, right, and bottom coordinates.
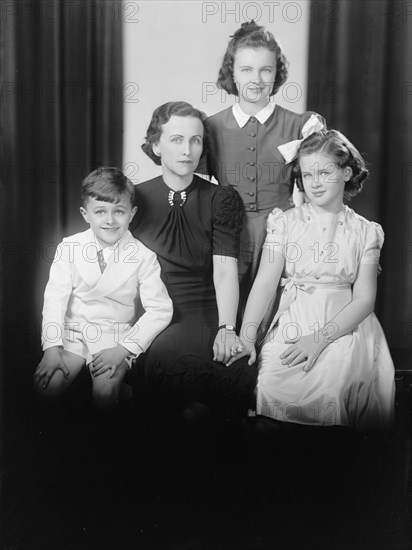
(81, 167, 135, 207)
(217, 20, 288, 97)
(141, 101, 208, 165)
(291, 130, 369, 201)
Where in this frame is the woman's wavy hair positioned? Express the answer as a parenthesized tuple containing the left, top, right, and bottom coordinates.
(141, 101, 208, 165)
(217, 20, 288, 97)
(291, 130, 369, 201)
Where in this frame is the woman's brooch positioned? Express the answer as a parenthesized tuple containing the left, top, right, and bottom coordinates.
(168, 190, 187, 207)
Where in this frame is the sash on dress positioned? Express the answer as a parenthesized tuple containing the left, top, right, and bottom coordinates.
(260, 278, 352, 346)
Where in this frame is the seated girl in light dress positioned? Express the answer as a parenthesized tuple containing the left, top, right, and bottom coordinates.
(229, 129, 395, 432)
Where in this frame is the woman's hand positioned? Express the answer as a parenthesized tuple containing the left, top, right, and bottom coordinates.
(213, 329, 239, 365)
(90, 345, 129, 378)
(280, 334, 327, 372)
(213, 329, 251, 365)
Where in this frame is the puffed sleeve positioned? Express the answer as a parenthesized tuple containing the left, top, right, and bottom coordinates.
(212, 186, 243, 258)
(361, 221, 384, 265)
(262, 208, 286, 256)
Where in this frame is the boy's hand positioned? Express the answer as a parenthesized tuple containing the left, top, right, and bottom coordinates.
(90, 345, 129, 378)
(34, 347, 70, 389)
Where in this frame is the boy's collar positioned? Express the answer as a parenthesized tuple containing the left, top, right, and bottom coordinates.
(232, 102, 276, 128)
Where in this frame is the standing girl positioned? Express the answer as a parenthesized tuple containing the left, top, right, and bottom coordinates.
(204, 20, 325, 303)
(229, 130, 395, 432)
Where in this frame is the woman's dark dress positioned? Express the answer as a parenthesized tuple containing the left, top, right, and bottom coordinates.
(132, 175, 256, 412)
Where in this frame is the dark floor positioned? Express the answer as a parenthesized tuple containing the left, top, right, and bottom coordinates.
(1, 361, 411, 550)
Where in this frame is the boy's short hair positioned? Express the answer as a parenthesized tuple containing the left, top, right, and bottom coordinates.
(81, 167, 135, 206)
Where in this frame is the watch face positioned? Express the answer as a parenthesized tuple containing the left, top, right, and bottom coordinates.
(219, 324, 236, 331)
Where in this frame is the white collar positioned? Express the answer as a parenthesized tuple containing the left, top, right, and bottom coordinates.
(232, 102, 276, 128)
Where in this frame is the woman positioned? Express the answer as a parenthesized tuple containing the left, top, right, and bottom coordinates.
(132, 101, 256, 417)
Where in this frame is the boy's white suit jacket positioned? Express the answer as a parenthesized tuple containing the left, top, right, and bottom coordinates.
(41, 228, 173, 359)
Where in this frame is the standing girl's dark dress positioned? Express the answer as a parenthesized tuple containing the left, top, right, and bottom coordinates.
(132, 175, 256, 412)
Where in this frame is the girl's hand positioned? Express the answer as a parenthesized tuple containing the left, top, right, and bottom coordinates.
(226, 339, 256, 367)
(281, 334, 327, 372)
(34, 347, 70, 389)
(90, 345, 129, 378)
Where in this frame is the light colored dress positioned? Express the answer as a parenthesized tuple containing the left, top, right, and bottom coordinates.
(256, 203, 395, 431)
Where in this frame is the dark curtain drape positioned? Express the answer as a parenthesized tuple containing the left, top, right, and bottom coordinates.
(0, 0, 123, 512)
(307, 0, 412, 350)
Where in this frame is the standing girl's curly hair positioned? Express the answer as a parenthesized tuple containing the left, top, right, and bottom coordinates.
(217, 20, 288, 96)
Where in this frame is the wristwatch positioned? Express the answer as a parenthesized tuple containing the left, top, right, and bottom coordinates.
(218, 323, 236, 332)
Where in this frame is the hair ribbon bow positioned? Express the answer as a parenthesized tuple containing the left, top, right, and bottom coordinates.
(278, 114, 325, 163)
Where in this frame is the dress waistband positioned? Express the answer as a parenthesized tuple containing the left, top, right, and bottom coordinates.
(280, 277, 351, 290)
(260, 278, 351, 345)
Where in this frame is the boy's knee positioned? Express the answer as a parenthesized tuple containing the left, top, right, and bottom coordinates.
(34, 378, 67, 401)
(92, 383, 120, 410)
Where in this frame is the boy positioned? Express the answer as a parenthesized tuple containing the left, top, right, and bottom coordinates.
(34, 167, 173, 408)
